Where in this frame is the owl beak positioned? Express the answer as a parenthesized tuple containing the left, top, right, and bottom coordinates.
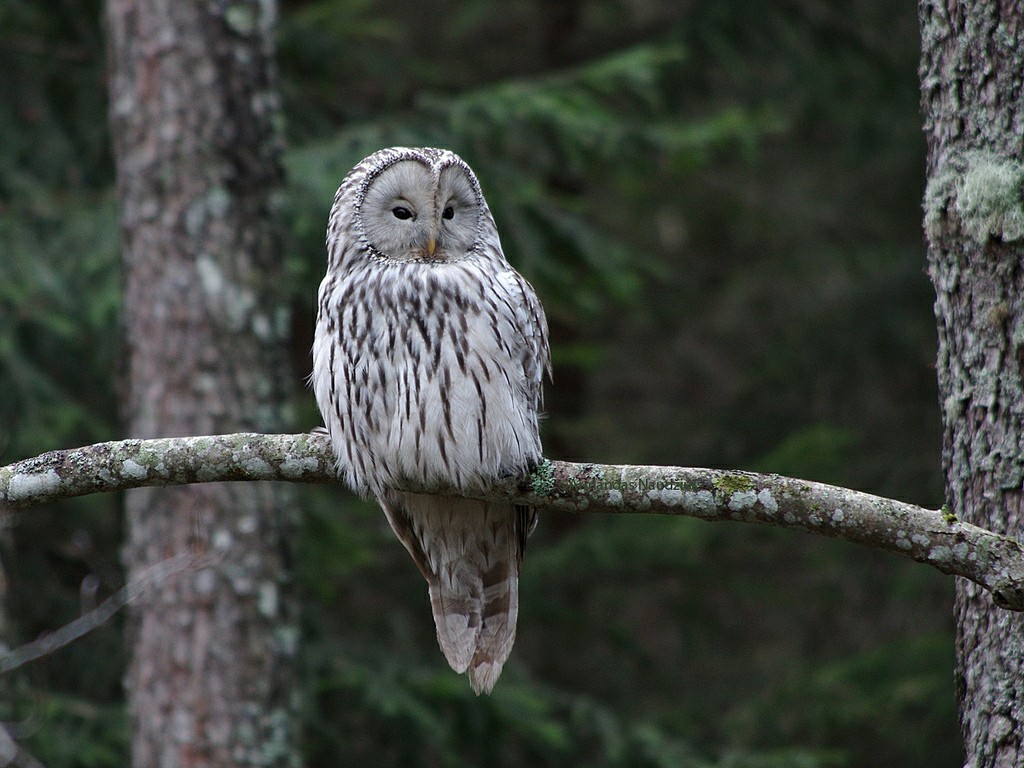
(425, 236, 437, 258)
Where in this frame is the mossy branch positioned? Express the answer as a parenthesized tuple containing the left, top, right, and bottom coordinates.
(3, 432, 1023, 610)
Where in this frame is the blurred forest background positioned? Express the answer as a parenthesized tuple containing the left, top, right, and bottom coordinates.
(0, 0, 955, 766)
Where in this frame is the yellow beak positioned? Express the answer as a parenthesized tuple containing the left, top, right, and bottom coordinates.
(425, 237, 437, 258)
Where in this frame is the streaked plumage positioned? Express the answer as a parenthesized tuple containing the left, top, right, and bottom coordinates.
(311, 147, 550, 693)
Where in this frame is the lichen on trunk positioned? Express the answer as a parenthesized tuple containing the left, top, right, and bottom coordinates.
(919, 2, 1024, 764)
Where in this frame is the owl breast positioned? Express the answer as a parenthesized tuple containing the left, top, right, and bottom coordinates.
(312, 255, 542, 497)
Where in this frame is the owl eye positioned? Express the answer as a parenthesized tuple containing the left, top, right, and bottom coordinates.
(442, 206, 455, 220)
(392, 206, 414, 220)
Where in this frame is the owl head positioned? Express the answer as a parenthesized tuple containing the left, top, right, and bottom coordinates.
(328, 147, 495, 266)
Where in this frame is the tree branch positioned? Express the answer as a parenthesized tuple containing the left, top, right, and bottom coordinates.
(3, 432, 1023, 610)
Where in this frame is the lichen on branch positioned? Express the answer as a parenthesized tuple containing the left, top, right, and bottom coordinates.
(3, 432, 1024, 610)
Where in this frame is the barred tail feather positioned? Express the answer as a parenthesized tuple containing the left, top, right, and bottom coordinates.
(467, 555, 519, 694)
(428, 557, 482, 674)
(380, 492, 526, 694)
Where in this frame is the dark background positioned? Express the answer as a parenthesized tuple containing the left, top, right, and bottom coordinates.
(0, 1, 955, 765)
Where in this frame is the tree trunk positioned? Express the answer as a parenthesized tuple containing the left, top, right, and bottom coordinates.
(105, 1, 298, 765)
(920, 3, 1024, 766)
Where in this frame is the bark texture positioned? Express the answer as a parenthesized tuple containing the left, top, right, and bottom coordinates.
(105, 1, 298, 765)
(920, 3, 1024, 766)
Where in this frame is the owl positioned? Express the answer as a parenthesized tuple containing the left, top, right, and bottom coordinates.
(311, 147, 551, 694)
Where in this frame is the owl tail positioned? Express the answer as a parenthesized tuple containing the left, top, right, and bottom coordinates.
(380, 492, 532, 695)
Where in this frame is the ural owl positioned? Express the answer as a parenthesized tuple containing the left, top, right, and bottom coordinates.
(311, 147, 551, 693)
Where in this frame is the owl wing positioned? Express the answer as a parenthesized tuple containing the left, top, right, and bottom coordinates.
(494, 268, 551, 411)
(491, 268, 548, 552)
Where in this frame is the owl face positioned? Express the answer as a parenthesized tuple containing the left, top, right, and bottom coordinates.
(356, 150, 484, 262)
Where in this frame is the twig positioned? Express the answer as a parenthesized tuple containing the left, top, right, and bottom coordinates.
(0, 553, 206, 675)
(0, 722, 45, 768)
(2, 432, 1023, 610)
